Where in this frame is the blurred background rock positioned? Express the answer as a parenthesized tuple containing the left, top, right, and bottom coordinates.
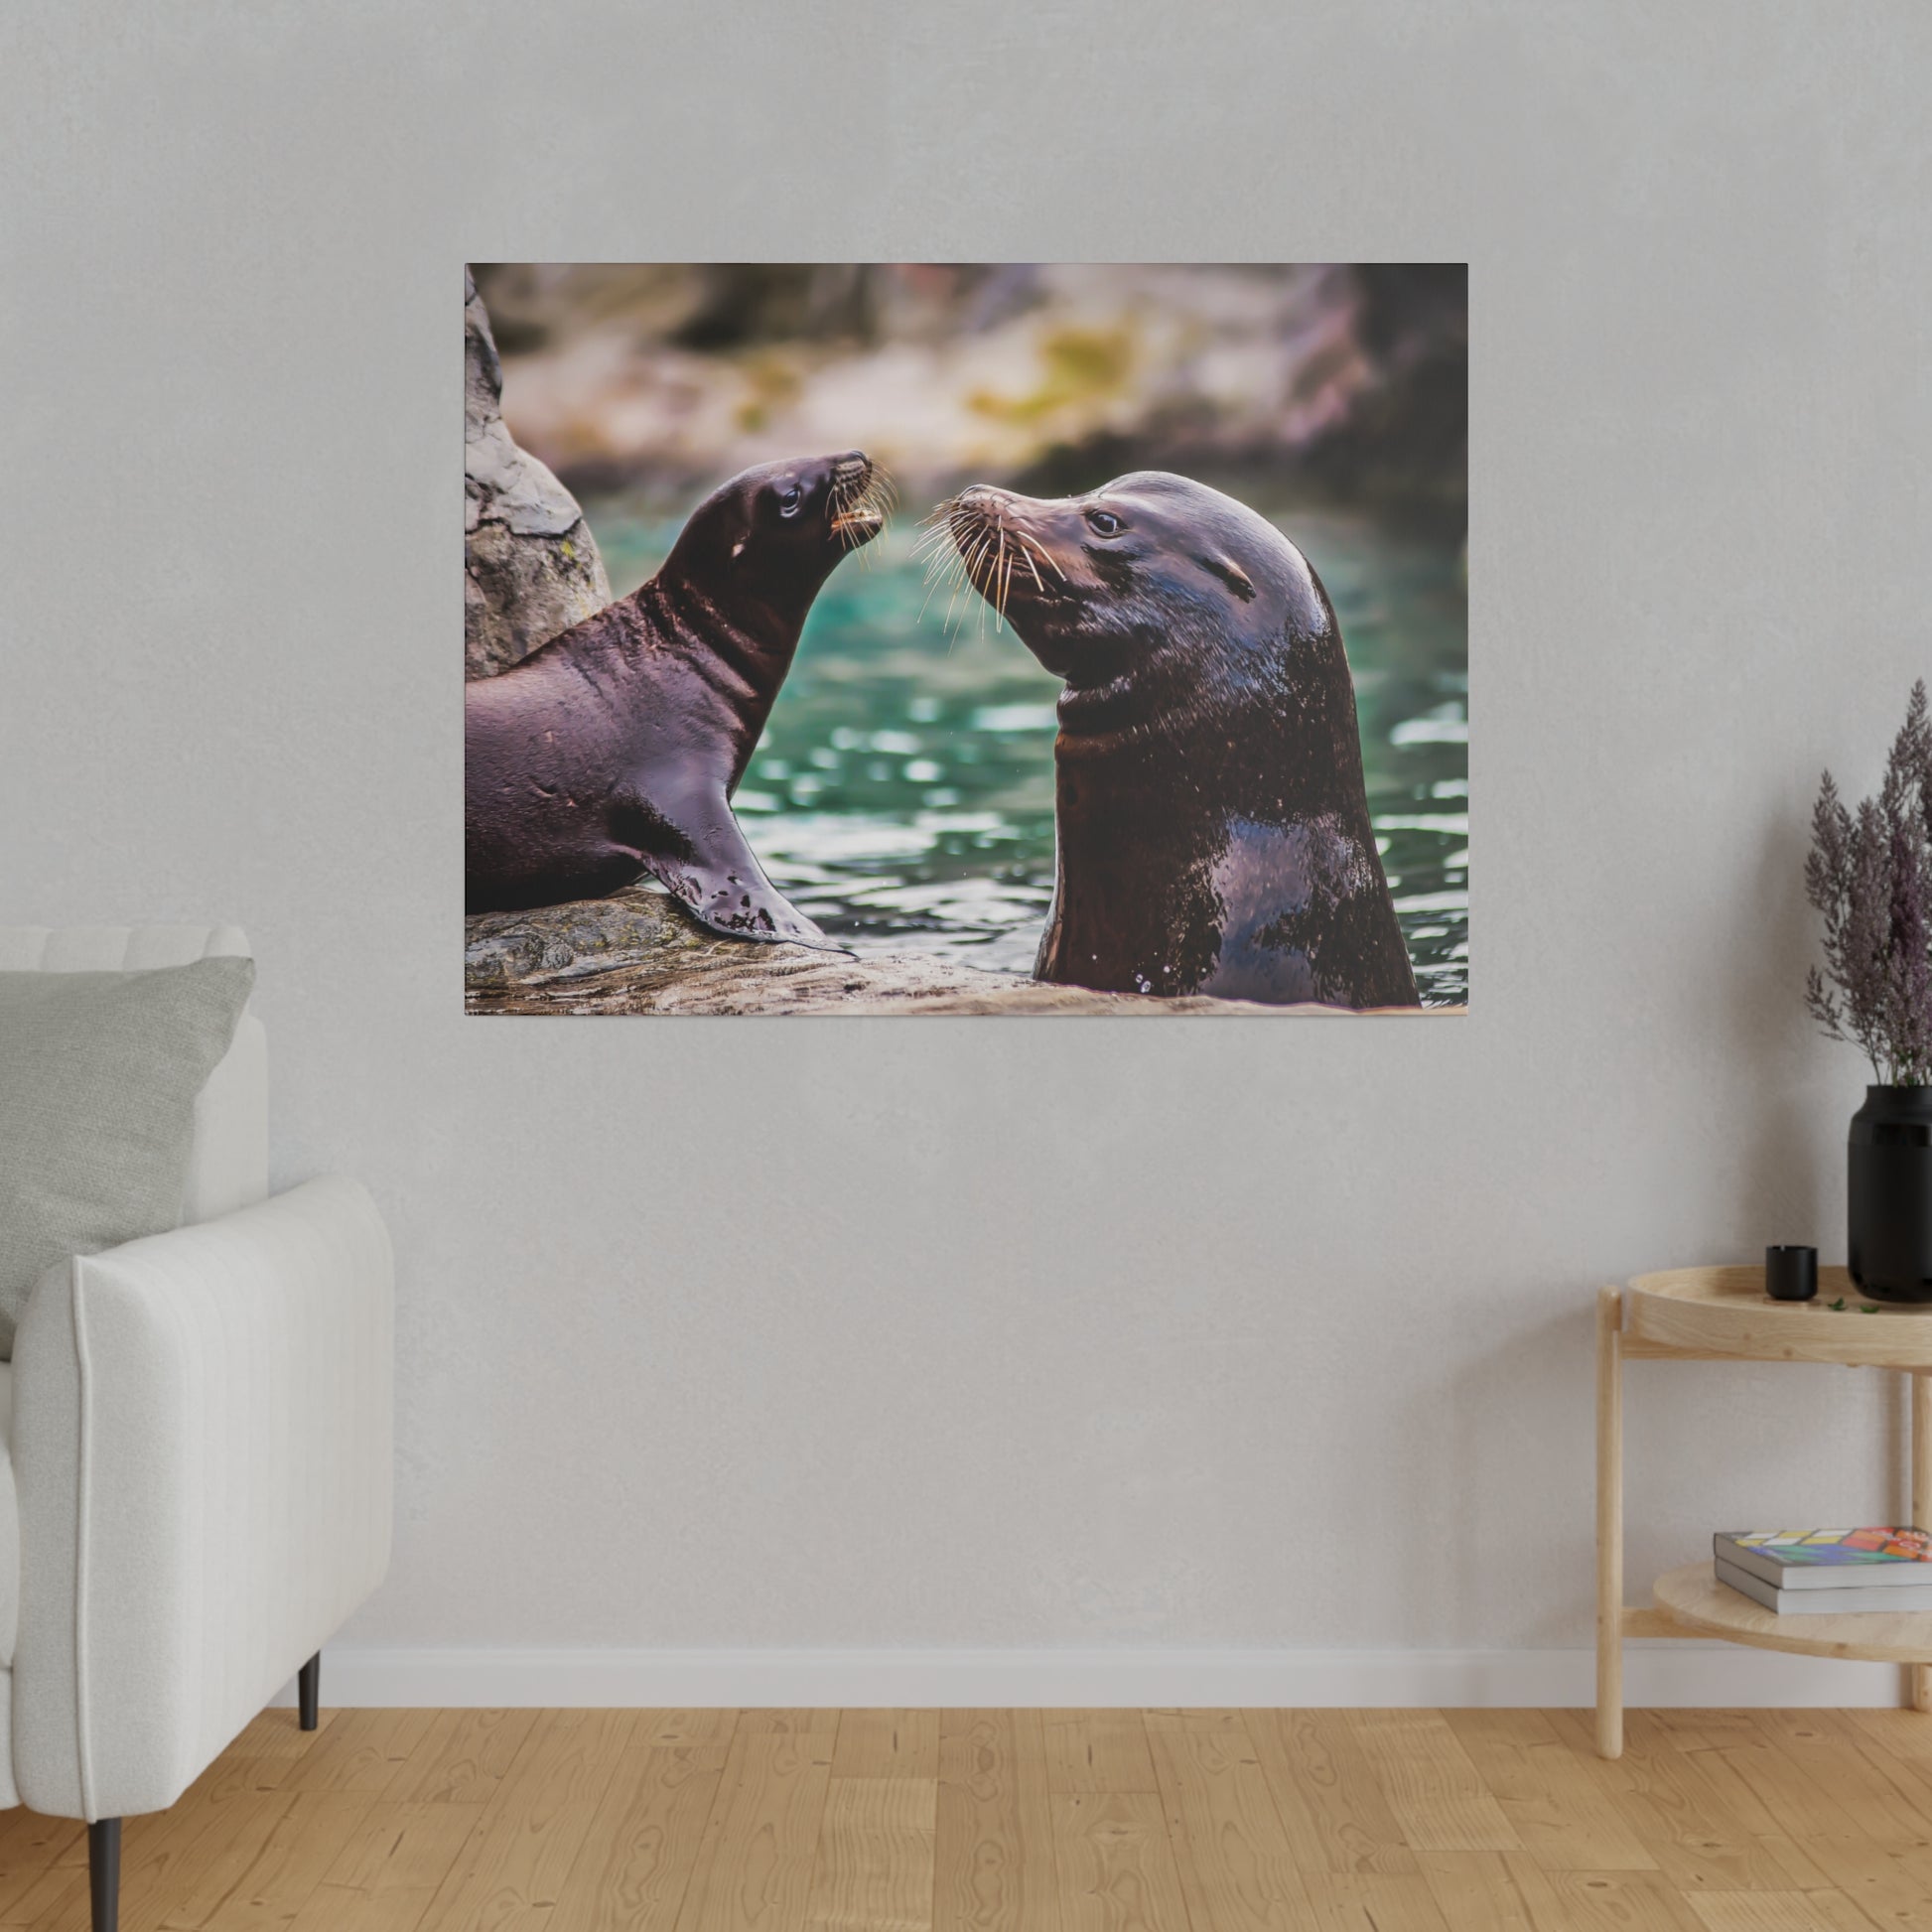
(470, 262, 1464, 520)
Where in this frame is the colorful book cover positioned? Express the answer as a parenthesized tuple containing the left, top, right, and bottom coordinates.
(1721, 1528, 1932, 1568)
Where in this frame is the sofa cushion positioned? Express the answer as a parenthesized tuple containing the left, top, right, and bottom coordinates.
(0, 958, 255, 1358)
(0, 927, 266, 1231)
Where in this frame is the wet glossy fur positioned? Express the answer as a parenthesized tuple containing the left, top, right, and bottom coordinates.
(465, 453, 884, 943)
(943, 472, 1418, 1007)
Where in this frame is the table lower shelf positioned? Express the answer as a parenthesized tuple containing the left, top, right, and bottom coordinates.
(1648, 1562, 1932, 1664)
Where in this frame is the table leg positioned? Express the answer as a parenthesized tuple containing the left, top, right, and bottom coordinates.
(1597, 1286, 1624, 1758)
(1914, 1371, 1932, 1715)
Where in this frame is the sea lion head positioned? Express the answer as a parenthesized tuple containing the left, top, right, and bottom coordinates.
(939, 472, 1334, 740)
(664, 450, 892, 630)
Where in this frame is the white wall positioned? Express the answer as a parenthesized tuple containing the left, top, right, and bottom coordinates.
(5, 0, 1930, 1703)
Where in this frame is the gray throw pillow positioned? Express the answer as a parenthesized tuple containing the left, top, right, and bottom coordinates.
(0, 955, 256, 1357)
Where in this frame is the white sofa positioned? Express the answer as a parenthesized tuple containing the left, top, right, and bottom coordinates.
(0, 924, 393, 1932)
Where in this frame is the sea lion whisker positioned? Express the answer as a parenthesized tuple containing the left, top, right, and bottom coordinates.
(917, 563, 952, 622)
(970, 538, 998, 607)
(914, 516, 956, 555)
(918, 547, 969, 623)
(912, 512, 965, 559)
(1015, 529, 1065, 582)
(942, 571, 970, 639)
(952, 536, 991, 638)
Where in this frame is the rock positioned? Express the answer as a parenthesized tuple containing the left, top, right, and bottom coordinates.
(465, 266, 613, 677)
(465, 889, 1449, 1018)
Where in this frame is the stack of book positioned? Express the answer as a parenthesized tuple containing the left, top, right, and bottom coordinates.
(1716, 1528, 1932, 1614)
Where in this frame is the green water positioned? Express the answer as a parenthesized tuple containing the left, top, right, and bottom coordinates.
(588, 495, 1468, 1005)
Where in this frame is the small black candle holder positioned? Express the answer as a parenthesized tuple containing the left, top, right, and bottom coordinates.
(1765, 1245, 1818, 1302)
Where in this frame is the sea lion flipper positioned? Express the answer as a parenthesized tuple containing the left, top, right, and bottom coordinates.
(642, 806, 843, 951)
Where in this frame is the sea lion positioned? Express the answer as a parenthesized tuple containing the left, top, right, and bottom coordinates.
(934, 472, 1420, 1007)
(466, 452, 891, 941)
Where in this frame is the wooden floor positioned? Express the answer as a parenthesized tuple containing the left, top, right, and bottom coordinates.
(4, 1708, 1932, 1929)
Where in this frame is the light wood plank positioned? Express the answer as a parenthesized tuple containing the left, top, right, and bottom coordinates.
(1299, 1870, 1453, 1932)
(1145, 1710, 1311, 1931)
(9, 1869, 90, 1932)
(1415, 1851, 1554, 1932)
(739, 1711, 842, 1735)
(1443, 1709, 1654, 1869)
(1844, 1702, 1932, 1769)
(1685, 1890, 1876, 1932)
(675, 1726, 834, 1932)
(1639, 1711, 1771, 1754)
(192, 1790, 377, 1929)
(1245, 1708, 1417, 1875)
(934, 1710, 1061, 1932)
(833, 1713, 940, 1781)
(644, 1713, 742, 1748)
(1345, 1711, 1521, 1855)
(270, 1710, 442, 1796)
(0, 1813, 84, 1922)
(229, 1710, 335, 1762)
(1543, 1709, 1816, 1894)
(548, 1743, 728, 1932)
(804, 1777, 935, 1931)
(383, 1709, 539, 1805)
(1050, 1793, 1188, 1932)
(286, 1801, 486, 1932)
(1536, 1868, 1710, 1931)
(1039, 1715, 1155, 1795)
(416, 1709, 635, 1932)
(21, 1705, 1932, 1931)
(125, 1793, 299, 1932)
(1748, 1709, 1932, 1839)
(1689, 1731, 1879, 1844)
(1796, 1836, 1932, 1932)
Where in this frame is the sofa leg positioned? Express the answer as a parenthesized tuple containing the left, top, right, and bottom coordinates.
(89, 1818, 120, 1932)
(298, 1652, 321, 1731)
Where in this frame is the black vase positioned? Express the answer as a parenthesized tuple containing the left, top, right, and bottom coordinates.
(1849, 1085, 1932, 1303)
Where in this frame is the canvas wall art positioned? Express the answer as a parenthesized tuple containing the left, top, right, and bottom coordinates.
(464, 263, 1467, 1017)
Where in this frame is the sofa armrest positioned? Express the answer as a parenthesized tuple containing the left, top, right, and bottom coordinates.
(9, 1175, 393, 1820)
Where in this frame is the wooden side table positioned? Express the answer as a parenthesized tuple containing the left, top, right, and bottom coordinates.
(1596, 1265, 1932, 1758)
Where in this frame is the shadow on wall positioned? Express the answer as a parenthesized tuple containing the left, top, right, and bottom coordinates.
(1728, 806, 1834, 1252)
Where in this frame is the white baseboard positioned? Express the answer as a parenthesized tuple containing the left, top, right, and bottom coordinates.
(274, 1644, 1914, 1710)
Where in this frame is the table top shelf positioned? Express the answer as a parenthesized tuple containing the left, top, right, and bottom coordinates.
(1626, 1265, 1932, 1368)
(1652, 1561, 1932, 1664)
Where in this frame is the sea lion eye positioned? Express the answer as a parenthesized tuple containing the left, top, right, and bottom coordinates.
(777, 483, 803, 518)
(1085, 508, 1123, 537)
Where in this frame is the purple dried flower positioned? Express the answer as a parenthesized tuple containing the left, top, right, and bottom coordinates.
(1808, 681, 1932, 1084)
